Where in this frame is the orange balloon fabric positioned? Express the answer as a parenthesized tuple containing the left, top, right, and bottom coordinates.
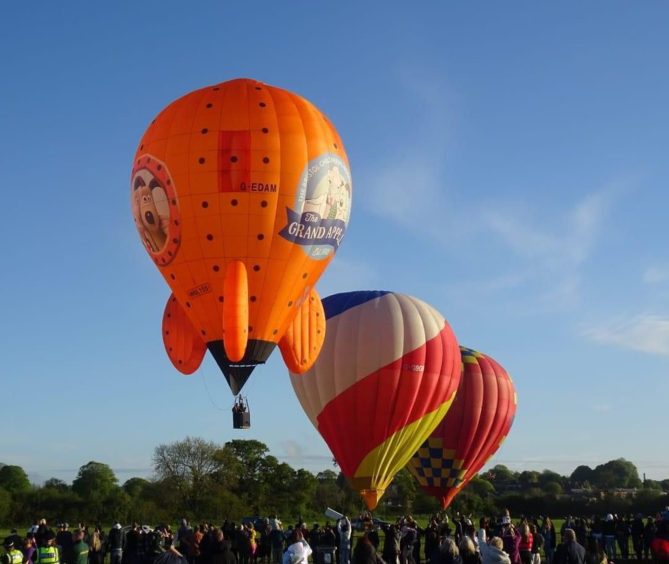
(131, 78, 352, 393)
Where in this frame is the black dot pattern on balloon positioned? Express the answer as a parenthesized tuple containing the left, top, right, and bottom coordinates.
(262, 128, 269, 134)
(165, 330, 170, 335)
(202, 201, 209, 208)
(263, 157, 270, 164)
(198, 157, 205, 164)
(218, 296, 224, 302)
(260, 200, 268, 208)
(186, 302, 191, 308)
(140, 144, 144, 150)
(206, 103, 213, 108)
(288, 301, 293, 307)
(201, 128, 208, 134)
(201, 330, 206, 336)
(213, 265, 220, 272)
(250, 296, 257, 302)
(170, 274, 176, 280)
(157, 164, 162, 171)
(231, 199, 238, 206)
(206, 234, 213, 241)
(253, 265, 260, 272)
(257, 234, 264, 240)
(259, 102, 266, 108)
(213, 87, 220, 91)
(272, 329, 278, 335)
(230, 155, 238, 163)
(248, 326, 254, 332)
(172, 238, 179, 244)
(168, 347, 173, 352)
(255, 86, 262, 90)
(302, 273, 308, 279)
(171, 199, 177, 205)
(334, 143, 338, 149)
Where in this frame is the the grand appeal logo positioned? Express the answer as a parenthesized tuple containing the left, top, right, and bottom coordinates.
(280, 153, 352, 260)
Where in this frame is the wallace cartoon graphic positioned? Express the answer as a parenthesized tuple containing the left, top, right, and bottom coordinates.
(132, 168, 171, 253)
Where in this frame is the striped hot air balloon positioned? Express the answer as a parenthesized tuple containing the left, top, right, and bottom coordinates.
(407, 346, 517, 509)
(290, 291, 461, 510)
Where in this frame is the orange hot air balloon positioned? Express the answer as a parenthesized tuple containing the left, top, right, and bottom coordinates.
(407, 346, 517, 509)
(131, 78, 352, 394)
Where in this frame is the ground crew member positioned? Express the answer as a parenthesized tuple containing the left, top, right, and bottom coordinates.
(71, 530, 88, 564)
(35, 532, 60, 564)
(2, 539, 24, 564)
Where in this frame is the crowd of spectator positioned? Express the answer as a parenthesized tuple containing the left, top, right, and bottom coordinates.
(3, 508, 669, 564)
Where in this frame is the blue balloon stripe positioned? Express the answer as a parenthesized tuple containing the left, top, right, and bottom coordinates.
(322, 290, 391, 320)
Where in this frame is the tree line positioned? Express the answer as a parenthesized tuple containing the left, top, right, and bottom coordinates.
(1, 438, 668, 526)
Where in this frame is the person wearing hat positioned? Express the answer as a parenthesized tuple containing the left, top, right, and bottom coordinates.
(34, 532, 59, 564)
(2, 538, 24, 564)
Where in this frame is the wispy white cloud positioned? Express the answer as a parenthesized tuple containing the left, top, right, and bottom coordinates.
(643, 265, 669, 285)
(584, 314, 669, 356)
(362, 69, 619, 311)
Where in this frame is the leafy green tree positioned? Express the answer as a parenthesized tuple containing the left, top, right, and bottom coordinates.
(392, 468, 418, 513)
(72, 461, 118, 499)
(0, 465, 30, 493)
(570, 465, 594, 487)
(0, 487, 11, 525)
(44, 478, 69, 491)
(592, 459, 641, 489)
(123, 477, 151, 498)
(544, 481, 563, 496)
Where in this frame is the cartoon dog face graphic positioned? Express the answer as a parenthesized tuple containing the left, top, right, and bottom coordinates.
(132, 168, 170, 253)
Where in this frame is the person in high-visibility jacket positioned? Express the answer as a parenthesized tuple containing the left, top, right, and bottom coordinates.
(34, 532, 60, 564)
(2, 539, 24, 564)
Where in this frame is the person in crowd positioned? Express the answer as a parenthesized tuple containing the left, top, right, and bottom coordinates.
(177, 522, 192, 556)
(337, 517, 352, 564)
(479, 537, 510, 564)
(631, 514, 645, 560)
(400, 518, 417, 564)
(107, 523, 126, 564)
(540, 519, 556, 564)
(528, 526, 542, 564)
(458, 537, 480, 564)
(517, 525, 532, 564)
(431, 538, 462, 564)
(615, 516, 630, 560)
(651, 520, 669, 562)
(123, 524, 142, 564)
(35, 532, 59, 564)
(381, 524, 400, 564)
(56, 524, 73, 564)
(2, 538, 23, 564)
(584, 537, 606, 564)
(282, 530, 311, 564)
(6, 533, 22, 553)
(70, 530, 88, 564)
(424, 522, 439, 564)
(23, 536, 37, 564)
(210, 530, 236, 564)
(500, 522, 519, 564)
(352, 535, 377, 564)
(269, 525, 284, 564)
(152, 526, 187, 564)
(553, 529, 585, 564)
(601, 515, 615, 561)
(644, 517, 657, 560)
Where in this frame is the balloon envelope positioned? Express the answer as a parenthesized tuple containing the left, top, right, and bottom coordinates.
(290, 291, 461, 509)
(131, 78, 351, 393)
(408, 346, 517, 508)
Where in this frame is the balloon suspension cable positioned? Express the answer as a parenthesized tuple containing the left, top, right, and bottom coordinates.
(200, 370, 227, 412)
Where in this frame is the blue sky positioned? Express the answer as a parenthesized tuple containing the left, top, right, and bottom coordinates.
(1, 1, 669, 486)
